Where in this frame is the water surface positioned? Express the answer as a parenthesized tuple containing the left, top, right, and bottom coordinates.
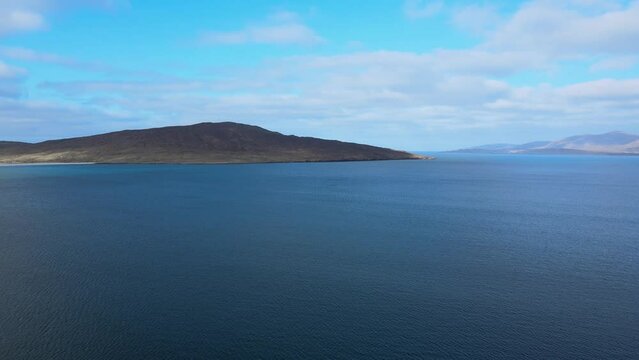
(1, 154, 638, 359)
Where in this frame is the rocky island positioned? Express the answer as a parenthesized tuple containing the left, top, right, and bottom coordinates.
(0, 122, 427, 164)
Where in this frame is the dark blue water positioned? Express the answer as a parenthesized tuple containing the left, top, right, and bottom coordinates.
(1, 154, 638, 359)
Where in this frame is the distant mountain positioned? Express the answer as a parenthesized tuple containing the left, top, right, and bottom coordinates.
(452, 131, 639, 155)
(0, 122, 427, 164)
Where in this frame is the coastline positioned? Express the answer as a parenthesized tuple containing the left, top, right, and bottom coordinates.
(0, 157, 432, 167)
(0, 162, 96, 167)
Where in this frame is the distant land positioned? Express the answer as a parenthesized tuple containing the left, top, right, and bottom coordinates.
(0, 122, 427, 164)
(451, 131, 639, 155)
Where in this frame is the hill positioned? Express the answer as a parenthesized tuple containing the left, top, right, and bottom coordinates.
(452, 131, 639, 155)
(0, 122, 426, 164)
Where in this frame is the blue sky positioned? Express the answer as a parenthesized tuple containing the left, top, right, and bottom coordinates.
(1, 0, 639, 150)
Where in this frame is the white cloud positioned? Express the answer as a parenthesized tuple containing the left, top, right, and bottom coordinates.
(0, 7, 45, 35)
(0, 60, 26, 98)
(200, 11, 323, 45)
(300, 49, 548, 78)
(590, 56, 638, 71)
(0, 0, 128, 36)
(0, 60, 26, 78)
(1, 46, 75, 65)
(452, 4, 502, 34)
(41, 80, 208, 95)
(567, 0, 623, 12)
(0, 46, 123, 75)
(403, 0, 444, 19)
(558, 78, 639, 100)
(0, 96, 138, 141)
(485, 1, 639, 56)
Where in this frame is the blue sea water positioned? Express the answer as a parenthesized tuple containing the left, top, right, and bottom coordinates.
(0, 154, 638, 359)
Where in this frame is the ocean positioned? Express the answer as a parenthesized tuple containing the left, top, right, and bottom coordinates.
(1, 154, 638, 359)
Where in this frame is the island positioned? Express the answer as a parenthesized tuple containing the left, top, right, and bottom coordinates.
(0, 122, 429, 164)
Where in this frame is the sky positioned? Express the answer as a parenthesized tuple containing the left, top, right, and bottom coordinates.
(1, 0, 639, 150)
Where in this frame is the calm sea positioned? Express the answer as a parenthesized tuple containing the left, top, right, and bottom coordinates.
(1, 154, 638, 359)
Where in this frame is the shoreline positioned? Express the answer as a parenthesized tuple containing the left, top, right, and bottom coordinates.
(0, 162, 96, 167)
(0, 157, 433, 167)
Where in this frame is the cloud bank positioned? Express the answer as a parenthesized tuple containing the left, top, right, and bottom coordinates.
(1, 1, 639, 149)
